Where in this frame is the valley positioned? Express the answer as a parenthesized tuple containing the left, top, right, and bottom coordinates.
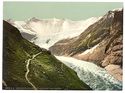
(3, 8, 123, 90)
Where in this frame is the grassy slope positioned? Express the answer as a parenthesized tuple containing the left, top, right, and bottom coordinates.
(3, 21, 91, 90)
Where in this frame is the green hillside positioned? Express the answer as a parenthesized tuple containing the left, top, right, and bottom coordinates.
(3, 20, 91, 90)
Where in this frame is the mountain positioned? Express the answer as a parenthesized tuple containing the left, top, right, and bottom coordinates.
(7, 17, 101, 49)
(6, 19, 36, 41)
(3, 20, 91, 90)
(49, 8, 123, 81)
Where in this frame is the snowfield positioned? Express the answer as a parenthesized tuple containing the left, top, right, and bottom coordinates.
(8, 17, 101, 49)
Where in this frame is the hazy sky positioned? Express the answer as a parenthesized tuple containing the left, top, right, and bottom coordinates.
(3, 2, 123, 21)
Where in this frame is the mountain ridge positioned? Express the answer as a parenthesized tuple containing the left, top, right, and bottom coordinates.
(49, 8, 123, 81)
(7, 16, 101, 49)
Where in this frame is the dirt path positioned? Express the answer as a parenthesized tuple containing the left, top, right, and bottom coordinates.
(2, 80, 7, 87)
(25, 52, 41, 90)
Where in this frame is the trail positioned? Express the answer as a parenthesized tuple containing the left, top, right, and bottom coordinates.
(25, 52, 41, 90)
(2, 80, 7, 87)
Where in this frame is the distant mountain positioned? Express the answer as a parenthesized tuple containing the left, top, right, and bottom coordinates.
(7, 17, 101, 49)
(50, 8, 123, 81)
(3, 20, 91, 90)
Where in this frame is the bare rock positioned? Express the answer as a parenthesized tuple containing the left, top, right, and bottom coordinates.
(105, 64, 122, 81)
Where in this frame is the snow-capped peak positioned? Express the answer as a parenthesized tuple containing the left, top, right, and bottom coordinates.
(8, 16, 101, 49)
(112, 8, 123, 12)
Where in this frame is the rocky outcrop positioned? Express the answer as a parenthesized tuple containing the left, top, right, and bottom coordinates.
(105, 64, 122, 81)
(102, 9, 123, 66)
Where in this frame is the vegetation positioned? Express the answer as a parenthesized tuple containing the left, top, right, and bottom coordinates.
(3, 21, 91, 90)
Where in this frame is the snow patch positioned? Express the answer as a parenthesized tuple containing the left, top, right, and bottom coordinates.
(14, 21, 36, 35)
(112, 8, 123, 12)
(79, 44, 99, 56)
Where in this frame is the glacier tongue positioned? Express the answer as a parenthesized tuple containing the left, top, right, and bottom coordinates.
(55, 56, 122, 90)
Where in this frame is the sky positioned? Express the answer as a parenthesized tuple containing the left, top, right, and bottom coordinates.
(3, 2, 123, 21)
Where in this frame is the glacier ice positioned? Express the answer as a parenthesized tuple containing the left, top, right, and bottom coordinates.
(55, 56, 122, 90)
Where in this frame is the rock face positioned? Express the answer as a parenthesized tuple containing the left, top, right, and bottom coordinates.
(101, 9, 123, 67)
(50, 9, 123, 81)
(105, 64, 122, 81)
(3, 20, 91, 90)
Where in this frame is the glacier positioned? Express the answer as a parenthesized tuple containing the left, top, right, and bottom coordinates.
(8, 17, 101, 49)
(55, 56, 122, 90)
